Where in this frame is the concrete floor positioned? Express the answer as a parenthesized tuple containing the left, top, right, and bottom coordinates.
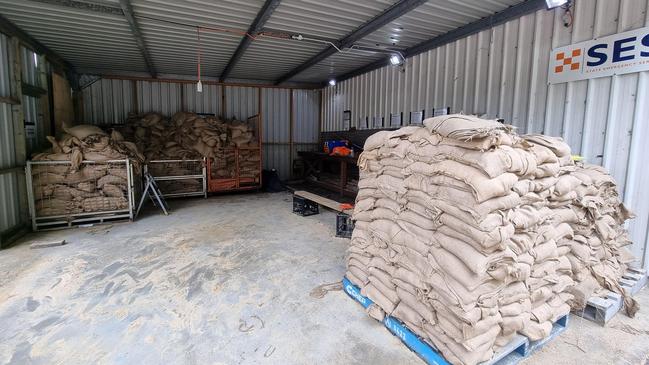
(0, 192, 647, 365)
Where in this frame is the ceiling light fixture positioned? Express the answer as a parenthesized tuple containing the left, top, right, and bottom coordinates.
(328, 79, 336, 86)
(546, 0, 568, 9)
(389, 53, 403, 66)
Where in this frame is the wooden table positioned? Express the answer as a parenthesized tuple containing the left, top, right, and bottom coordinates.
(297, 151, 358, 198)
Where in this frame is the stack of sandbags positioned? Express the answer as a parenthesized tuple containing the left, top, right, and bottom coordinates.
(346, 114, 637, 365)
(30, 123, 143, 217)
(514, 134, 638, 316)
(119, 112, 259, 160)
(118, 112, 260, 184)
(508, 134, 576, 341)
(554, 164, 638, 315)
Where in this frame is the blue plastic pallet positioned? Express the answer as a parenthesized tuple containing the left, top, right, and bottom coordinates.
(342, 277, 569, 365)
(342, 277, 450, 365)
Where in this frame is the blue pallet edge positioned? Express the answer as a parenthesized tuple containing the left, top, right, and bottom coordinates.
(342, 277, 569, 365)
(343, 277, 450, 365)
(481, 335, 528, 365)
(525, 314, 569, 356)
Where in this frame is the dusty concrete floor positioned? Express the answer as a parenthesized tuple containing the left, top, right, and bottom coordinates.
(0, 192, 647, 365)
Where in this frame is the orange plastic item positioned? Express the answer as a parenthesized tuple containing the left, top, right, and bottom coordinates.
(330, 146, 352, 157)
(339, 203, 354, 210)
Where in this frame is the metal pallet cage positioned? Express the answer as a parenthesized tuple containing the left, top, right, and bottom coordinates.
(207, 114, 262, 192)
(26, 159, 138, 231)
(145, 158, 207, 198)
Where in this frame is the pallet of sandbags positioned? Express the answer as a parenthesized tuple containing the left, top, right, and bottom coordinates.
(342, 277, 568, 365)
(573, 267, 647, 325)
(345, 114, 638, 365)
(26, 159, 137, 231)
(145, 158, 207, 198)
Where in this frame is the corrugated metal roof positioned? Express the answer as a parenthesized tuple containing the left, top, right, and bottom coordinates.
(0, 0, 146, 72)
(360, 0, 523, 48)
(264, 0, 395, 40)
(229, 36, 325, 81)
(0, 0, 527, 83)
(131, 0, 264, 76)
(291, 50, 385, 83)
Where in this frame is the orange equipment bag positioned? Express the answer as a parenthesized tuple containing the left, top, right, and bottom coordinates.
(330, 146, 352, 157)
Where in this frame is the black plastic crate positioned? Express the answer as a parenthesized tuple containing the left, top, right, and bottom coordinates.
(336, 213, 354, 238)
(293, 195, 319, 216)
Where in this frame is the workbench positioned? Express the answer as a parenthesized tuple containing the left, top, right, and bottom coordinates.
(297, 151, 358, 198)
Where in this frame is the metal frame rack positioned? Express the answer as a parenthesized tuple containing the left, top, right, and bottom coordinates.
(207, 114, 262, 193)
(145, 158, 207, 198)
(26, 159, 137, 231)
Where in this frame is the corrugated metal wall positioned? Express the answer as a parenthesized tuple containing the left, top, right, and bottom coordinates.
(292, 89, 321, 165)
(0, 33, 21, 234)
(82, 79, 133, 125)
(20, 46, 46, 155)
(22, 94, 41, 154)
(20, 46, 39, 87)
(137, 80, 182, 116)
(183, 83, 221, 115)
(224, 85, 258, 120)
(262, 88, 290, 179)
(321, 0, 649, 268)
(80, 77, 320, 179)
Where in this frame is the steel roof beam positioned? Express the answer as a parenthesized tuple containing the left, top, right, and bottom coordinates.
(335, 0, 547, 84)
(118, 0, 156, 78)
(273, 0, 427, 85)
(220, 0, 281, 82)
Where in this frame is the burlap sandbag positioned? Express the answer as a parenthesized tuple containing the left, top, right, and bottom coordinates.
(63, 122, 107, 140)
(423, 114, 512, 141)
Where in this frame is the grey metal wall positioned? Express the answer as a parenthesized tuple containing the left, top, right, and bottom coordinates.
(0, 33, 20, 234)
(321, 0, 649, 268)
(292, 89, 321, 168)
(224, 85, 258, 121)
(20, 46, 39, 87)
(262, 88, 290, 179)
(183, 83, 221, 116)
(80, 77, 320, 179)
(82, 78, 133, 125)
(137, 80, 182, 117)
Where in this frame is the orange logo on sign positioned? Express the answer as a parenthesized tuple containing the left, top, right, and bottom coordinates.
(554, 49, 581, 73)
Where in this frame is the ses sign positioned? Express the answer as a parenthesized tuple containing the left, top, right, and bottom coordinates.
(549, 26, 649, 84)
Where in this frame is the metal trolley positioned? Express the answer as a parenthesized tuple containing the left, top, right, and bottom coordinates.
(207, 114, 262, 193)
(26, 159, 138, 231)
(144, 158, 207, 198)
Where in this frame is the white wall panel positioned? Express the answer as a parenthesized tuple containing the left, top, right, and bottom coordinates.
(321, 0, 649, 267)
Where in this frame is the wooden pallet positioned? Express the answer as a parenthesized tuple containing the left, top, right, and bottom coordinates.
(34, 212, 132, 231)
(573, 267, 647, 325)
(342, 277, 569, 365)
